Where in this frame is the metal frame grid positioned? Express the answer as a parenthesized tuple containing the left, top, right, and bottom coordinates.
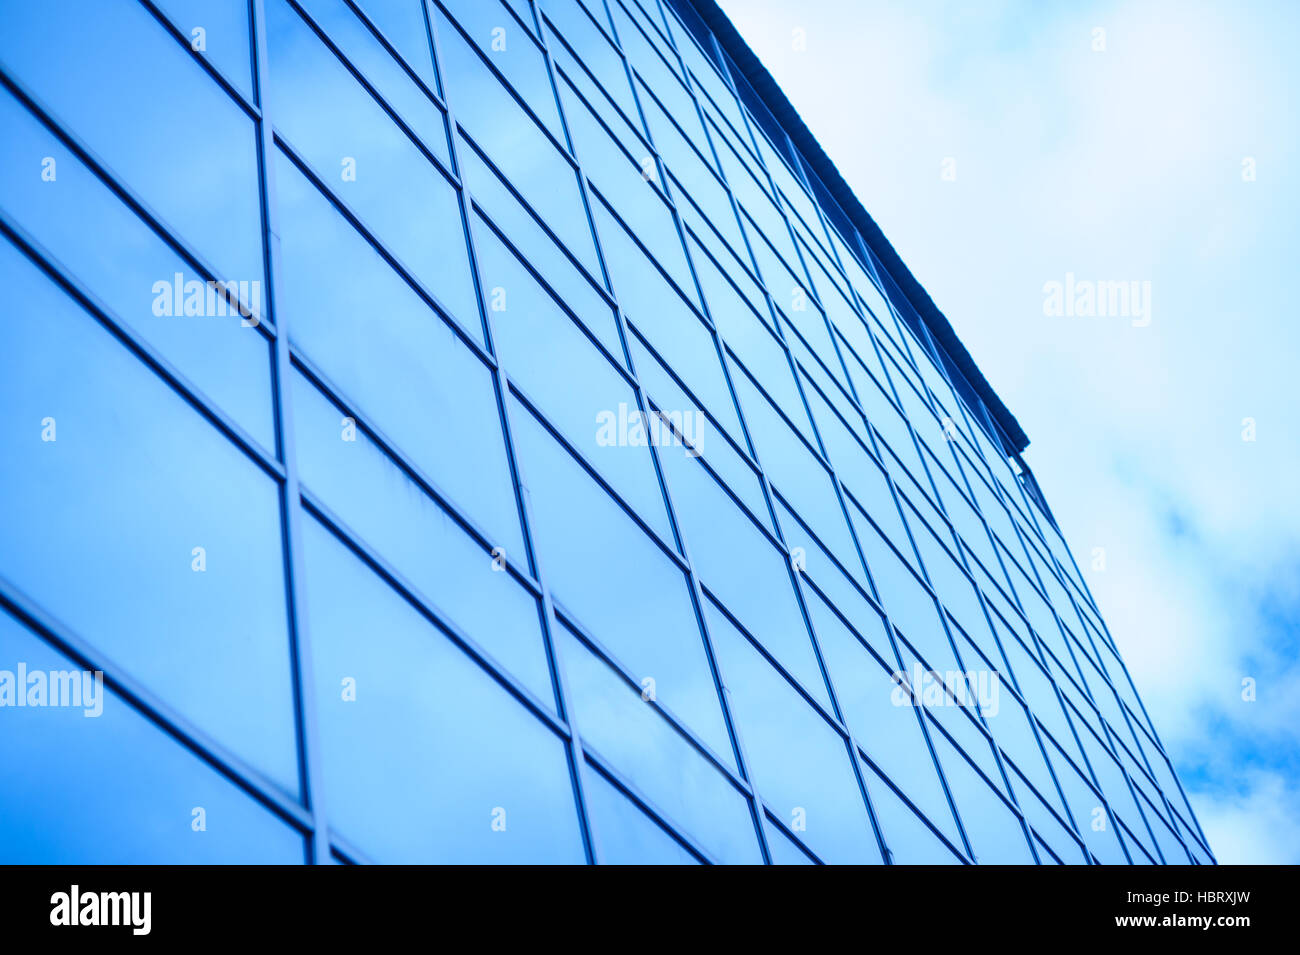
(0, 0, 1213, 865)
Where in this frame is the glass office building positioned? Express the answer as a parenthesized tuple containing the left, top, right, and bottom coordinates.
(0, 0, 1213, 865)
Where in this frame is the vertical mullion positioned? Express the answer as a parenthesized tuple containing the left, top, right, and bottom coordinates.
(423, 0, 603, 866)
(249, 0, 332, 865)
(641, 0, 908, 864)
(537, 0, 774, 864)
(599, 0, 783, 864)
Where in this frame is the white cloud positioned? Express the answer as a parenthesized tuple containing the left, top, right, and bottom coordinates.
(1192, 773, 1300, 865)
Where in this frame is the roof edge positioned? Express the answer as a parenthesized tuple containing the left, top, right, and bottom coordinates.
(679, 0, 1030, 453)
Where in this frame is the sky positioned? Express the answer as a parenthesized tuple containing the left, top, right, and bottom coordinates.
(715, 0, 1300, 863)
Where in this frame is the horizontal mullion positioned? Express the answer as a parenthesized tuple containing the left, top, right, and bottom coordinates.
(0, 214, 285, 484)
(0, 574, 314, 838)
(298, 488, 566, 737)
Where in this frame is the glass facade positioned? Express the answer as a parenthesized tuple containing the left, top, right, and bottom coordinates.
(0, 0, 1213, 865)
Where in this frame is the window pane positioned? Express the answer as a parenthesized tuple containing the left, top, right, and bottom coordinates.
(296, 0, 450, 162)
(763, 818, 817, 865)
(657, 442, 831, 711)
(291, 368, 554, 708)
(852, 507, 962, 681)
(1052, 745, 1127, 865)
(158, 0, 255, 98)
(862, 760, 962, 865)
(355, 0, 438, 91)
(583, 763, 700, 865)
(301, 513, 585, 864)
(472, 214, 672, 540)
(558, 75, 695, 300)
(539, 0, 639, 127)
(691, 237, 812, 444)
(266, 0, 478, 334)
(707, 599, 881, 865)
(738, 396, 860, 594)
(807, 588, 963, 848)
(439, 0, 564, 141)
(435, 6, 600, 278)
(592, 198, 745, 444)
(930, 732, 1035, 864)
(509, 397, 733, 762)
(0, 610, 305, 865)
(0, 89, 274, 450)
(458, 132, 619, 359)
(274, 148, 525, 560)
(556, 621, 762, 864)
(631, 332, 770, 531)
(0, 0, 265, 309)
(0, 242, 298, 794)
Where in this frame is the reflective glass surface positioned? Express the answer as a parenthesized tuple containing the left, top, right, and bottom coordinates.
(0, 0, 1208, 865)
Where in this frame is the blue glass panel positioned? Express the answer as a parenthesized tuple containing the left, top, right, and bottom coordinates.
(291, 368, 554, 708)
(439, 0, 564, 141)
(633, 337, 770, 533)
(266, 0, 478, 332)
(301, 514, 585, 864)
(274, 148, 526, 560)
(930, 732, 1035, 864)
(471, 214, 672, 541)
(657, 445, 831, 711)
(730, 367, 860, 578)
(0, 0, 265, 310)
(434, 6, 601, 278)
(862, 760, 962, 865)
(1000, 630, 1081, 772)
(457, 131, 620, 359)
(610, 0, 679, 76)
(775, 497, 882, 656)
(296, 0, 449, 161)
(705, 599, 880, 865)
(508, 396, 734, 763)
(1052, 745, 1128, 865)
(865, 390, 928, 489)
(1144, 797, 1191, 864)
(802, 381, 904, 558)
(557, 39, 649, 166)
(583, 764, 700, 865)
(539, 0, 639, 123)
(0, 610, 306, 865)
(851, 506, 961, 679)
(680, 192, 770, 321)
(690, 237, 813, 443)
(592, 198, 744, 443)
(558, 76, 695, 299)
(763, 818, 816, 865)
(556, 621, 762, 864)
(157, 0, 255, 98)
(0, 89, 275, 451)
(987, 695, 1065, 821)
(354, 0, 439, 92)
(1015, 772, 1088, 864)
(0, 241, 298, 794)
(924, 688, 1006, 802)
(806, 588, 963, 848)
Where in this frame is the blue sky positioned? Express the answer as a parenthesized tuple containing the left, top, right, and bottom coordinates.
(716, 0, 1300, 863)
